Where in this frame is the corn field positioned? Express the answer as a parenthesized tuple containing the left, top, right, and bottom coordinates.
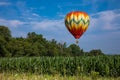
(0, 56, 120, 77)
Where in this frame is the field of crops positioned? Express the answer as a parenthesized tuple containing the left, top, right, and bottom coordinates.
(0, 55, 120, 78)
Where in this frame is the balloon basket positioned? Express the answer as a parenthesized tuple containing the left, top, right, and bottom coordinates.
(76, 39, 79, 44)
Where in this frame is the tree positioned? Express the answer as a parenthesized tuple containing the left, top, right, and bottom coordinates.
(6, 38, 24, 57)
(0, 25, 11, 41)
(0, 36, 9, 57)
(68, 44, 83, 56)
(26, 32, 48, 56)
(89, 49, 104, 56)
(0, 26, 11, 57)
(45, 40, 60, 56)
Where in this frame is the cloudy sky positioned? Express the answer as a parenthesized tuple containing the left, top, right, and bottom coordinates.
(0, 0, 120, 54)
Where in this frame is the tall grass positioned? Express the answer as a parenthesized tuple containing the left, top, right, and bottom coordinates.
(0, 56, 120, 77)
(1, 72, 120, 80)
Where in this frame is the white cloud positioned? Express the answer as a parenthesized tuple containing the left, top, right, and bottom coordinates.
(0, 19, 26, 28)
(9, 20, 26, 27)
(31, 19, 64, 30)
(27, 19, 71, 42)
(0, 18, 65, 32)
(32, 13, 40, 17)
(90, 9, 120, 31)
(0, 18, 28, 38)
(0, 2, 11, 6)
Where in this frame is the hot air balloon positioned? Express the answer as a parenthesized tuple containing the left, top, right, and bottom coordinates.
(65, 11, 90, 44)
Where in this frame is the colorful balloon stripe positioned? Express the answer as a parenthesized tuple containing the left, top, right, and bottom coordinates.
(65, 11, 90, 39)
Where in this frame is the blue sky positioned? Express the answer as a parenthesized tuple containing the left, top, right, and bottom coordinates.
(0, 0, 120, 54)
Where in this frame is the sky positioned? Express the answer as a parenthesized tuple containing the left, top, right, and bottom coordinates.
(0, 0, 120, 54)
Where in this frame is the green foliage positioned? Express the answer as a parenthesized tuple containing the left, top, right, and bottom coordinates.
(0, 56, 120, 77)
(68, 44, 83, 56)
(88, 49, 104, 56)
(0, 25, 11, 41)
(0, 27, 11, 57)
(0, 26, 105, 57)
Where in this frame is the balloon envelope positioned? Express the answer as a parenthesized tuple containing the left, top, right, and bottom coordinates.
(65, 11, 90, 39)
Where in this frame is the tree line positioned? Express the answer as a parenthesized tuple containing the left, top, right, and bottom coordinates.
(0, 25, 104, 57)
